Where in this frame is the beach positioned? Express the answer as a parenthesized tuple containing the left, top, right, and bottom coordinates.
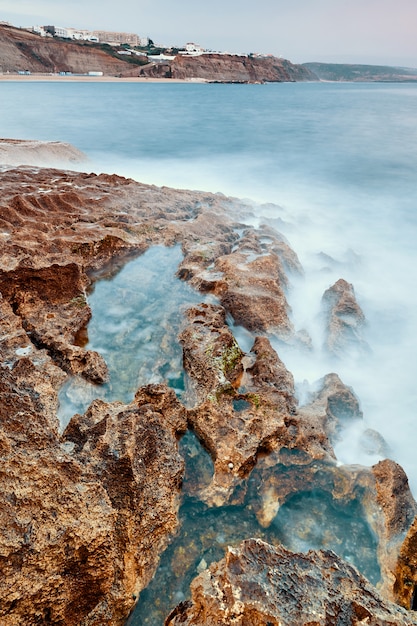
(0, 72, 202, 82)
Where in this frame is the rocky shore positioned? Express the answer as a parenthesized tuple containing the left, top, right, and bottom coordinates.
(1, 142, 417, 625)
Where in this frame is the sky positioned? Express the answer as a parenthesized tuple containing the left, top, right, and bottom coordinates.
(2, 0, 417, 67)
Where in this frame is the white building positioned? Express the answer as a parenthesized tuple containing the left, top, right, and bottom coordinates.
(179, 42, 205, 56)
(92, 31, 140, 46)
(53, 26, 98, 42)
(33, 25, 52, 37)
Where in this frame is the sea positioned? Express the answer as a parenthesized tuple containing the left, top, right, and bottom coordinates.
(1, 80, 417, 622)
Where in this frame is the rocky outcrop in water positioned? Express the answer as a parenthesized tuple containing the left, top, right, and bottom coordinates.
(0, 158, 416, 625)
(165, 539, 417, 626)
(322, 278, 368, 357)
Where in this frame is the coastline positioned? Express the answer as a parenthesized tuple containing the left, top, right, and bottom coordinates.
(0, 73, 205, 83)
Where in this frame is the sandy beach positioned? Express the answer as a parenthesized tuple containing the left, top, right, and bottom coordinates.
(0, 73, 203, 83)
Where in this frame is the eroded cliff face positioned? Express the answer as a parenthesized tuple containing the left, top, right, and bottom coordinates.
(0, 152, 416, 625)
(0, 24, 316, 82)
(137, 53, 317, 83)
(0, 25, 139, 76)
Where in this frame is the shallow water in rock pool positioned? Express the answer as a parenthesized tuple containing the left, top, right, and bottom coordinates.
(58, 245, 208, 428)
(126, 430, 380, 625)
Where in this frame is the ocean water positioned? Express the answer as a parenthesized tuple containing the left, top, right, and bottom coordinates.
(1, 80, 417, 619)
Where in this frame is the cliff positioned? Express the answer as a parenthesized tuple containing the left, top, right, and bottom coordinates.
(0, 24, 145, 75)
(136, 53, 317, 83)
(0, 24, 315, 83)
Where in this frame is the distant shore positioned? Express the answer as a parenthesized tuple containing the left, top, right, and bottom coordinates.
(0, 73, 205, 83)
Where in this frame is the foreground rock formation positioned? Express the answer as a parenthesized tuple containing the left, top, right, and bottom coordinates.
(0, 157, 416, 625)
(165, 539, 417, 626)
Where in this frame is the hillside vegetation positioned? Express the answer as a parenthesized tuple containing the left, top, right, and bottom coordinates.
(303, 62, 417, 82)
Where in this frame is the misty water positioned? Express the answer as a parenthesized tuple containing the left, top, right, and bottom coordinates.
(57, 245, 206, 427)
(1, 81, 416, 622)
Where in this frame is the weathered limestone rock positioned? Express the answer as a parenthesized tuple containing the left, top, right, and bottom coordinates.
(1, 163, 416, 625)
(165, 539, 417, 626)
(296, 372, 363, 448)
(322, 278, 368, 357)
(62, 384, 187, 623)
(0, 359, 186, 625)
(0, 263, 108, 383)
(178, 221, 298, 338)
(395, 516, 417, 610)
(371, 460, 417, 602)
(180, 304, 296, 506)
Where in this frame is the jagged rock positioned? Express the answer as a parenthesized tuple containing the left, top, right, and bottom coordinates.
(297, 372, 363, 446)
(372, 460, 417, 600)
(180, 304, 293, 506)
(177, 221, 296, 337)
(0, 263, 108, 383)
(165, 539, 417, 626)
(0, 379, 186, 626)
(180, 303, 244, 403)
(395, 516, 417, 610)
(1, 163, 416, 624)
(322, 278, 368, 357)
(0, 165, 303, 621)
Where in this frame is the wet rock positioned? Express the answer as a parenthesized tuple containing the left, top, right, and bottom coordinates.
(297, 372, 363, 446)
(165, 539, 417, 626)
(217, 251, 293, 336)
(395, 516, 417, 610)
(180, 303, 245, 403)
(372, 460, 417, 600)
(1, 163, 416, 624)
(62, 384, 187, 622)
(180, 305, 296, 506)
(0, 263, 108, 383)
(0, 356, 116, 625)
(322, 278, 368, 357)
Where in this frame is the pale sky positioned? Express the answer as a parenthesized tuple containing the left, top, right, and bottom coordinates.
(2, 0, 417, 67)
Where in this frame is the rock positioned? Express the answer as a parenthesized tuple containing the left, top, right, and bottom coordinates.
(180, 304, 292, 506)
(395, 516, 417, 610)
(0, 377, 187, 626)
(297, 372, 363, 446)
(0, 138, 87, 167)
(0, 263, 108, 383)
(372, 460, 417, 600)
(322, 278, 368, 357)
(1, 163, 416, 625)
(62, 384, 187, 623)
(165, 539, 417, 626)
